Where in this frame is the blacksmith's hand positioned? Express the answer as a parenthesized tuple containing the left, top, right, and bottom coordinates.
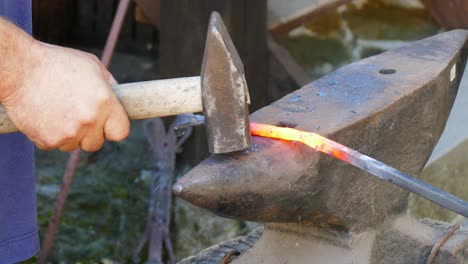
(0, 19, 130, 152)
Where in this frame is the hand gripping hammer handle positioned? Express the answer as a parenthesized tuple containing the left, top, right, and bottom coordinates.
(0, 76, 202, 134)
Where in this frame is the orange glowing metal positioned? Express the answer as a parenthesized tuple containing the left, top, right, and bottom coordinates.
(250, 122, 347, 161)
(249, 122, 468, 218)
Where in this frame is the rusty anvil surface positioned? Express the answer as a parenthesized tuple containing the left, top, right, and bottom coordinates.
(175, 30, 468, 264)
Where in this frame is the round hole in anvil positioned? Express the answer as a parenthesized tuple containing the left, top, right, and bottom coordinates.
(379, 69, 396, 74)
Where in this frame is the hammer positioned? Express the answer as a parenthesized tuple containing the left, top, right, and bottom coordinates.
(0, 12, 251, 154)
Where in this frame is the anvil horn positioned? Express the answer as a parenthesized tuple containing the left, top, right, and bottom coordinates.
(174, 30, 468, 231)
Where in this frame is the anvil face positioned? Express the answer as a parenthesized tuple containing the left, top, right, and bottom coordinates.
(174, 30, 468, 232)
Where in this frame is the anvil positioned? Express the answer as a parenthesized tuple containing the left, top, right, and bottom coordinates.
(175, 30, 468, 264)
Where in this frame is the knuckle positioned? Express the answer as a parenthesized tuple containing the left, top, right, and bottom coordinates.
(62, 124, 80, 139)
(95, 90, 112, 106)
(118, 128, 130, 141)
(79, 110, 98, 125)
(107, 124, 130, 142)
(88, 53, 100, 63)
(101, 95, 112, 106)
(110, 131, 129, 142)
(82, 141, 104, 152)
(39, 138, 58, 150)
(36, 143, 53, 151)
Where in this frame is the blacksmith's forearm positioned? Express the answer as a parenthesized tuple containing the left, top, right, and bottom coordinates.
(0, 17, 37, 100)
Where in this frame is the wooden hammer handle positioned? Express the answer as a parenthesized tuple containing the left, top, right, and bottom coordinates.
(0, 76, 202, 134)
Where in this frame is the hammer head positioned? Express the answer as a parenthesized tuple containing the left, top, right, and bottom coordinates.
(201, 12, 251, 153)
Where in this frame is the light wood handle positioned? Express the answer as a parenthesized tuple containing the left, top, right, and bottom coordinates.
(0, 76, 202, 134)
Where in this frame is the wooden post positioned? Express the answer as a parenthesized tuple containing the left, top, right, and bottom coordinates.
(159, 0, 268, 164)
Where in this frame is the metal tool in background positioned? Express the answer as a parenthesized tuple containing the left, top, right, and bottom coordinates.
(0, 12, 251, 155)
(133, 118, 192, 264)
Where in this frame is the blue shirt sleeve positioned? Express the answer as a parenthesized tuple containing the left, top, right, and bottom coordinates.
(0, 0, 39, 263)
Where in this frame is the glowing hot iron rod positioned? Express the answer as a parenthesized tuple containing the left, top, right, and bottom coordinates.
(250, 122, 468, 218)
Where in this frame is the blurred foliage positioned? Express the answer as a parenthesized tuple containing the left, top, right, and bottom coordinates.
(34, 132, 152, 262)
(304, 12, 342, 37)
(345, 0, 439, 41)
(276, 33, 351, 80)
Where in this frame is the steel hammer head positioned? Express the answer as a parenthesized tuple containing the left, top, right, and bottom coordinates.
(201, 12, 251, 153)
